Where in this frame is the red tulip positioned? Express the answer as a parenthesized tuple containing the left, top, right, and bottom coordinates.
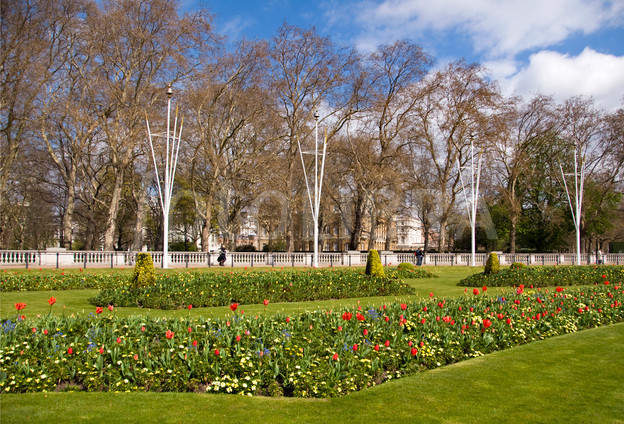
(188, 304, 193, 310)
(342, 312, 353, 321)
(400, 303, 407, 310)
(99, 347, 104, 354)
(48, 297, 56, 306)
(411, 348, 418, 356)
(67, 347, 73, 355)
(473, 288, 479, 295)
(43, 329, 48, 335)
(263, 299, 270, 306)
(230, 303, 238, 312)
(384, 340, 390, 347)
(165, 330, 174, 339)
(141, 326, 146, 332)
(332, 353, 339, 361)
(108, 305, 114, 312)
(352, 344, 358, 352)
(482, 286, 487, 292)
(192, 340, 198, 347)
(95, 307, 103, 314)
(363, 329, 368, 336)
(116, 337, 121, 344)
(374, 344, 380, 351)
(188, 327, 192, 333)
(483, 319, 492, 328)
(14, 302, 26, 311)
(215, 349, 220, 356)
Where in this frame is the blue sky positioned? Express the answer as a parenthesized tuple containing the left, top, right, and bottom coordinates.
(188, 0, 624, 110)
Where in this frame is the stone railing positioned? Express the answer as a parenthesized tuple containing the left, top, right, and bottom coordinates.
(1, 248, 623, 269)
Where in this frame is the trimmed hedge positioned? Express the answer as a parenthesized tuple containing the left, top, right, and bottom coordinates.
(365, 250, 385, 278)
(89, 268, 414, 310)
(484, 252, 500, 275)
(131, 253, 156, 288)
(458, 265, 624, 288)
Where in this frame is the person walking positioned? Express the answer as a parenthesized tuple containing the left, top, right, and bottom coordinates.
(415, 248, 424, 266)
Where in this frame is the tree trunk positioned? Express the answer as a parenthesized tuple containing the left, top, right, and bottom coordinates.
(349, 192, 364, 250)
(367, 207, 378, 251)
(438, 215, 448, 253)
(384, 215, 394, 251)
(200, 191, 214, 252)
(132, 177, 148, 251)
(62, 177, 76, 249)
(103, 171, 124, 251)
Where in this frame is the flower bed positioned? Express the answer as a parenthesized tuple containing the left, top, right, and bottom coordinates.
(458, 265, 624, 288)
(88, 269, 416, 310)
(0, 270, 125, 292)
(2, 283, 622, 397)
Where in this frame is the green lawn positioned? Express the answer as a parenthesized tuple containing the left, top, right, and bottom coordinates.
(2, 265, 623, 423)
(1, 266, 479, 319)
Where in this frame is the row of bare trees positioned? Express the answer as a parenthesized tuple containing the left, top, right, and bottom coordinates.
(2, 0, 623, 253)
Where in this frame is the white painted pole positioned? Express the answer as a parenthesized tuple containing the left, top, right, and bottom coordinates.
(313, 111, 319, 268)
(146, 85, 182, 269)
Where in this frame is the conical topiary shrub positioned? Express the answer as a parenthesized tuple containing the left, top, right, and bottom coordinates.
(365, 249, 385, 278)
(131, 253, 156, 288)
(484, 252, 500, 275)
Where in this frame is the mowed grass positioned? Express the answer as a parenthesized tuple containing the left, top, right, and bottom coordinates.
(0, 266, 478, 319)
(2, 323, 623, 424)
(2, 265, 623, 423)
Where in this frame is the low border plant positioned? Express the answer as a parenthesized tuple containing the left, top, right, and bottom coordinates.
(459, 265, 624, 288)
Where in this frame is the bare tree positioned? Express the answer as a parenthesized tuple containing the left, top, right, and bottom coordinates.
(410, 61, 502, 252)
(0, 0, 79, 247)
(266, 23, 359, 252)
(490, 95, 559, 253)
(90, 0, 213, 250)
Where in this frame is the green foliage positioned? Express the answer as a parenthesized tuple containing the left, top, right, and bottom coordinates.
(365, 250, 385, 278)
(90, 268, 413, 310)
(387, 267, 439, 279)
(3, 285, 623, 396)
(0, 271, 126, 292)
(131, 253, 156, 289)
(510, 262, 526, 269)
(235, 244, 257, 252)
(397, 262, 415, 271)
(484, 252, 500, 275)
(458, 265, 624, 288)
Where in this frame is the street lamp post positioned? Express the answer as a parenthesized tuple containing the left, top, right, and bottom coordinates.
(458, 133, 482, 267)
(146, 85, 184, 268)
(298, 111, 327, 268)
(559, 141, 585, 265)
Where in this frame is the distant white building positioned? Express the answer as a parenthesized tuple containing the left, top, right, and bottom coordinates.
(395, 216, 425, 251)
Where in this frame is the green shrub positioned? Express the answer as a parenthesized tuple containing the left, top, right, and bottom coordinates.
(510, 262, 526, 269)
(484, 252, 500, 275)
(90, 268, 414, 309)
(365, 250, 385, 278)
(387, 267, 439, 279)
(131, 253, 156, 289)
(397, 262, 415, 271)
(458, 264, 624, 288)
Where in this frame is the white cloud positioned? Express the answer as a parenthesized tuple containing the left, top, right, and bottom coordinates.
(492, 48, 624, 110)
(351, 0, 624, 57)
